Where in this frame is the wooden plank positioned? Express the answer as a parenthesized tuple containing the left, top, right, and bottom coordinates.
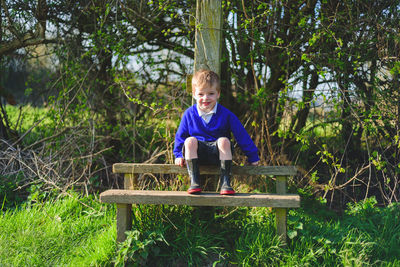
(113, 163, 297, 176)
(100, 190, 300, 208)
(194, 0, 223, 74)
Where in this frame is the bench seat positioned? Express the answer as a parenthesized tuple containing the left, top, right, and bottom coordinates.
(100, 189, 300, 208)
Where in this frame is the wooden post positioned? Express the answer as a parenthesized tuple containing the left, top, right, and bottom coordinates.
(193, 0, 223, 217)
(194, 0, 223, 74)
(275, 176, 287, 243)
(124, 173, 137, 190)
(116, 203, 132, 242)
(194, 0, 223, 190)
(116, 173, 136, 242)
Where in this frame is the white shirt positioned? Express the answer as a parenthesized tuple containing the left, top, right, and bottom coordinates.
(197, 103, 218, 124)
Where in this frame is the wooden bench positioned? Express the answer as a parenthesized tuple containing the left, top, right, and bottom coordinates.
(100, 163, 300, 243)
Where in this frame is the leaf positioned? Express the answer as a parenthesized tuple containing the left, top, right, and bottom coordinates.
(288, 230, 298, 239)
(295, 222, 304, 230)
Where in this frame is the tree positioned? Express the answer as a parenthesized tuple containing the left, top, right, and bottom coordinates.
(0, 0, 54, 140)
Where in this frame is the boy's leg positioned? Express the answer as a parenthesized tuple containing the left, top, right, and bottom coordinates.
(217, 138, 235, 195)
(217, 137, 232, 160)
(184, 137, 198, 160)
(184, 137, 201, 194)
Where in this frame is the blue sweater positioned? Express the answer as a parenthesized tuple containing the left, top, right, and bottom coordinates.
(173, 104, 260, 163)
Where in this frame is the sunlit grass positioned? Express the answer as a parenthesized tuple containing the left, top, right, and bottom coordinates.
(0, 193, 116, 266)
(5, 104, 51, 131)
(1, 194, 399, 266)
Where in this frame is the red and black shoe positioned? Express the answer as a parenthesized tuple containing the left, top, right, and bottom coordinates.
(220, 160, 235, 195)
(188, 187, 202, 194)
(186, 159, 202, 194)
(220, 187, 235, 195)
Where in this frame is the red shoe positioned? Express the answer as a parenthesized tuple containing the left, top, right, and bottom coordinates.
(188, 187, 202, 194)
(220, 189, 235, 195)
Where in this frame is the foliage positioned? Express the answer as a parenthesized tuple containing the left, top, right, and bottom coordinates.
(114, 229, 168, 266)
(0, 174, 25, 210)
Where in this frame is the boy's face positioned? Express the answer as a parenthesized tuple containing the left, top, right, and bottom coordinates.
(194, 85, 220, 112)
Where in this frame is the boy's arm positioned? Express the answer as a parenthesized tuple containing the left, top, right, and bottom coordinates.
(173, 111, 189, 161)
(229, 113, 260, 163)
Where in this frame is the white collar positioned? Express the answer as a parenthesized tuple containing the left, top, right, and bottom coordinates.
(197, 102, 218, 116)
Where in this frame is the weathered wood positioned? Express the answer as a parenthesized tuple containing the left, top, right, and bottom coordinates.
(186, 74, 193, 95)
(124, 173, 136, 190)
(113, 163, 297, 176)
(276, 176, 287, 194)
(116, 203, 132, 243)
(194, 0, 222, 74)
(276, 208, 287, 242)
(100, 190, 300, 208)
(275, 176, 288, 243)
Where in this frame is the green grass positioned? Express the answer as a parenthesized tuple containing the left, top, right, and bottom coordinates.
(5, 104, 51, 130)
(1, 193, 399, 266)
(0, 192, 116, 266)
(5, 104, 56, 145)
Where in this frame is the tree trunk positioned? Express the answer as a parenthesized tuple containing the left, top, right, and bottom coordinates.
(0, 101, 10, 140)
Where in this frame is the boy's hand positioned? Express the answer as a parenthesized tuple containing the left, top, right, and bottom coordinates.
(175, 158, 186, 167)
(250, 160, 259, 166)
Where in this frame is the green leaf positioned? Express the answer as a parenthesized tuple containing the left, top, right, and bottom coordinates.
(288, 230, 298, 239)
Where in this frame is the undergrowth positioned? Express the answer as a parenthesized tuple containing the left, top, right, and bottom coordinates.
(0, 193, 399, 266)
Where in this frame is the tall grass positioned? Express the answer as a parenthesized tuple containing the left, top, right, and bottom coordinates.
(1, 193, 399, 266)
(0, 192, 116, 266)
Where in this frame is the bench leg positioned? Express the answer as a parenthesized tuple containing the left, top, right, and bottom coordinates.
(275, 176, 288, 244)
(275, 208, 287, 243)
(116, 203, 132, 242)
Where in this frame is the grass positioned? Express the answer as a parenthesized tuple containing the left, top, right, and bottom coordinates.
(0, 193, 399, 266)
(4, 104, 56, 145)
(0, 192, 116, 266)
(5, 104, 51, 130)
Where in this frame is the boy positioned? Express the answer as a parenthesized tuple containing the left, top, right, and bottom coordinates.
(174, 69, 259, 195)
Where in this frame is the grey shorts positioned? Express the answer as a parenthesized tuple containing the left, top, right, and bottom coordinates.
(197, 140, 220, 165)
(184, 139, 234, 165)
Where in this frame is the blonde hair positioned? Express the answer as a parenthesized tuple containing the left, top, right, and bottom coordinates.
(191, 69, 220, 94)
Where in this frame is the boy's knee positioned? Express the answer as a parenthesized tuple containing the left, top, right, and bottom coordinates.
(217, 137, 231, 150)
(184, 137, 198, 149)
